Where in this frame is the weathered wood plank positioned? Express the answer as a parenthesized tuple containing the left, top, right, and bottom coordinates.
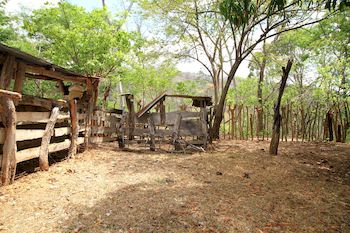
(137, 111, 200, 125)
(90, 136, 117, 143)
(17, 139, 69, 163)
(0, 89, 22, 101)
(26, 65, 87, 83)
(20, 95, 67, 110)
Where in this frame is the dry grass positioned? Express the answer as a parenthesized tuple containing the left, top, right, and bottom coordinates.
(0, 140, 349, 233)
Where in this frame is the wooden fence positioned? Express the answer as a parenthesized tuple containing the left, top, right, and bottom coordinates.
(222, 103, 349, 142)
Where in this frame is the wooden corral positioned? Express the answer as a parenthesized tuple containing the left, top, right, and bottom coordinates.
(118, 93, 213, 151)
(0, 43, 100, 186)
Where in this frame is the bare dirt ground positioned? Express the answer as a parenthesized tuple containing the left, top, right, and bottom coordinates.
(0, 140, 349, 233)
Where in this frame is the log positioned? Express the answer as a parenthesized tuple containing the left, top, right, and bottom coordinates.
(68, 99, 78, 158)
(148, 117, 156, 151)
(269, 59, 293, 155)
(0, 89, 22, 101)
(20, 95, 67, 110)
(25, 65, 87, 83)
(13, 62, 26, 93)
(0, 97, 17, 185)
(39, 107, 59, 171)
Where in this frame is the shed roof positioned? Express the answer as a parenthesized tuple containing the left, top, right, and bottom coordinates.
(136, 92, 212, 118)
(0, 43, 99, 82)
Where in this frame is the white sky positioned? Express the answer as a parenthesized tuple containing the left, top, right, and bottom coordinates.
(4, 0, 250, 77)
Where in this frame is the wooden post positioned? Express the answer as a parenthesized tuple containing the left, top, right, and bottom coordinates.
(38, 107, 59, 171)
(13, 62, 26, 93)
(68, 99, 78, 158)
(0, 97, 17, 186)
(172, 113, 182, 150)
(269, 59, 293, 155)
(0, 55, 17, 186)
(200, 102, 208, 148)
(249, 113, 253, 140)
(125, 94, 135, 140)
(0, 55, 15, 89)
(84, 79, 94, 149)
(159, 99, 166, 125)
(148, 117, 156, 151)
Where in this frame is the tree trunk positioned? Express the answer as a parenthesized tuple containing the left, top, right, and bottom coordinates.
(210, 60, 241, 139)
(269, 59, 293, 155)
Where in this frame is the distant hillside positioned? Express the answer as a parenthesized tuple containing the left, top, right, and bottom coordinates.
(171, 72, 214, 97)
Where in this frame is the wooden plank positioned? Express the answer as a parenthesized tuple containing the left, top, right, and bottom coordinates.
(15, 112, 69, 124)
(91, 126, 116, 135)
(0, 89, 22, 101)
(137, 111, 200, 125)
(17, 112, 50, 123)
(16, 138, 84, 164)
(39, 107, 59, 171)
(16, 139, 70, 163)
(133, 128, 204, 137)
(136, 92, 166, 118)
(20, 95, 67, 110)
(26, 65, 87, 84)
(90, 136, 117, 143)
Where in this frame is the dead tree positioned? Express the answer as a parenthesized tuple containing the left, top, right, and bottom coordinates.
(269, 59, 293, 155)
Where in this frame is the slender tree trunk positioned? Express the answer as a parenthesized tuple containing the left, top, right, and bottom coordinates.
(210, 60, 241, 139)
(269, 59, 293, 155)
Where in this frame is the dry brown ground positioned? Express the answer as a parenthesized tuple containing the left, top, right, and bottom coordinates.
(0, 140, 349, 233)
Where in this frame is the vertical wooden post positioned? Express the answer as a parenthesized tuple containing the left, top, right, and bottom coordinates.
(249, 113, 253, 141)
(148, 116, 156, 151)
(39, 107, 59, 171)
(200, 102, 208, 148)
(84, 80, 94, 149)
(0, 55, 15, 89)
(13, 62, 26, 93)
(125, 94, 135, 140)
(68, 99, 78, 158)
(0, 55, 17, 186)
(159, 99, 166, 125)
(172, 113, 182, 150)
(0, 98, 17, 186)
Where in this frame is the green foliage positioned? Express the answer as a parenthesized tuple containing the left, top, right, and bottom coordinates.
(22, 2, 132, 77)
(0, 0, 15, 42)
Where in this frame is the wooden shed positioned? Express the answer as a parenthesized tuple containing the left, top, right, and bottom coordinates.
(0, 43, 101, 186)
(118, 93, 212, 151)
